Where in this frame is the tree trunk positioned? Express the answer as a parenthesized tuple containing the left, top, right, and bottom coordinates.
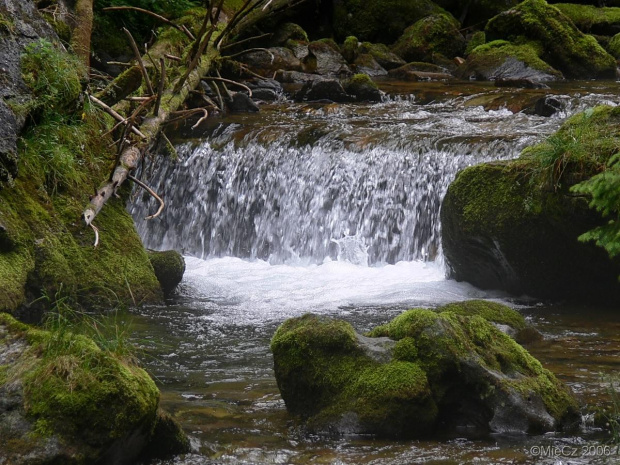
(71, 0, 94, 68)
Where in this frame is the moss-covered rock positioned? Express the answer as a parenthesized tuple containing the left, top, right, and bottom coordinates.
(304, 40, 351, 76)
(271, 22, 309, 46)
(608, 32, 620, 58)
(147, 250, 185, 297)
(343, 73, 383, 101)
(272, 308, 578, 437)
(434, 0, 521, 28)
(555, 3, 620, 36)
(341, 35, 359, 63)
(392, 13, 466, 63)
(456, 40, 562, 81)
(359, 42, 407, 70)
(485, 0, 617, 79)
(0, 313, 166, 464)
(139, 409, 191, 461)
(441, 106, 620, 303)
(465, 30, 486, 56)
(332, 0, 449, 44)
(353, 53, 388, 76)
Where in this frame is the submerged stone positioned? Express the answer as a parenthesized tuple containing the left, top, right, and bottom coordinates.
(271, 305, 578, 438)
(147, 250, 185, 297)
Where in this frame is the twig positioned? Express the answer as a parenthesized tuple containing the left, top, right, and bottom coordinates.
(223, 47, 275, 62)
(238, 63, 270, 80)
(211, 81, 224, 111)
(124, 96, 153, 101)
(128, 174, 165, 219)
(166, 107, 210, 124)
(221, 32, 272, 51)
(164, 53, 182, 62)
(123, 27, 154, 95)
(90, 223, 99, 248)
(103, 6, 194, 40)
(203, 76, 252, 97)
(213, 0, 257, 49)
(191, 109, 209, 129)
(154, 57, 166, 116)
(181, 25, 196, 41)
(161, 132, 180, 160)
(89, 94, 148, 140)
(107, 61, 133, 67)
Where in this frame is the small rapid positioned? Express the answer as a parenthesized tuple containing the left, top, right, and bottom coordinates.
(130, 81, 620, 464)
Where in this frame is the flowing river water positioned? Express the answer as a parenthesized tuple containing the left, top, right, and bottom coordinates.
(129, 80, 620, 464)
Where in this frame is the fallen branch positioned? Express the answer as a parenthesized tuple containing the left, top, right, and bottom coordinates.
(128, 174, 164, 220)
(191, 109, 209, 129)
(202, 76, 253, 96)
(223, 47, 275, 62)
(89, 94, 148, 140)
(123, 27, 154, 95)
(83, 146, 142, 228)
(154, 57, 166, 116)
(90, 223, 99, 248)
(103, 6, 195, 40)
(220, 32, 272, 51)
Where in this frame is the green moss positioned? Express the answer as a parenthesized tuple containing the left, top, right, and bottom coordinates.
(344, 73, 379, 93)
(438, 300, 526, 331)
(0, 313, 159, 454)
(21, 39, 84, 116)
(316, 37, 340, 52)
(608, 32, 620, 58)
(465, 30, 486, 56)
(332, 0, 449, 43)
(392, 13, 466, 62)
(342, 35, 359, 63)
(147, 250, 185, 296)
(485, 0, 617, 78)
(0, 12, 16, 34)
(461, 40, 561, 79)
(272, 22, 309, 45)
(555, 3, 620, 35)
(95, 66, 143, 107)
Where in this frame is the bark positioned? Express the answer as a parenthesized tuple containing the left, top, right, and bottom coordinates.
(71, 0, 94, 68)
(83, 146, 141, 227)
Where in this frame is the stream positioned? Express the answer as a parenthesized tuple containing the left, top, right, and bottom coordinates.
(129, 80, 620, 464)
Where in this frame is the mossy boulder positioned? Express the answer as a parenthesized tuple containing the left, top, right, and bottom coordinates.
(608, 32, 620, 58)
(332, 0, 449, 44)
(304, 40, 351, 76)
(341, 35, 359, 63)
(434, 0, 521, 28)
(456, 40, 563, 81)
(359, 42, 407, 70)
(343, 74, 383, 101)
(353, 53, 388, 76)
(147, 250, 185, 297)
(271, 307, 578, 437)
(554, 3, 620, 36)
(465, 30, 486, 56)
(271, 22, 309, 46)
(485, 0, 617, 79)
(392, 13, 466, 63)
(0, 313, 181, 464)
(441, 106, 620, 303)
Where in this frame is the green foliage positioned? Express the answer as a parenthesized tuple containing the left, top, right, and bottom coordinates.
(522, 107, 620, 191)
(571, 153, 620, 258)
(21, 38, 84, 115)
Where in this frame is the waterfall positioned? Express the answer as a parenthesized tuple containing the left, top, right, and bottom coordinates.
(131, 98, 546, 265)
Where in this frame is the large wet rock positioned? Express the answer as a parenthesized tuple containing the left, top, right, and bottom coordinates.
(271, 303, 578, 438)
(456, 40, 563, 81)
(0, 313, 188, 464)
(237, 47, 303, 76)
(441, 106, 620, 303)
(304, 40, 351, 76)
(485, 0, 617, 79)
(0, 0, 57, 189)
(392, 13, 466, 63)
(342, 74, 384, 102)
(295, 79, 353, 103)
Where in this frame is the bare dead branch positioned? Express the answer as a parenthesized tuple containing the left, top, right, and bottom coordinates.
(220, 32, 272, 51)
(203, 76, 253, 96)
(103, 6, 195, 40)
(164, 53, 182, 62)
(191, 109, 209, 129)
(89, 94, 148, 140)
(154, 57, 166, 116)
(128, 174, 165, 220)
(90, 223, 99, 248)
(223, 47, 274, 62)
(123, 27, 154, 95)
